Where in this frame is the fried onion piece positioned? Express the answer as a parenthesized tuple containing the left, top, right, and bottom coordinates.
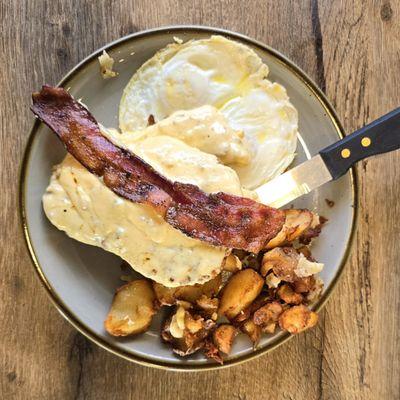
(218, 269, 264, 319)
(153, 275, 221, 306)
(296, 245, 315, 261)
(261, 247, 323, 282)
(222, 254, 242, 272)
(196, 295, 219, 320)
(204, 340, 223, 364)
(306, 277, 324, 303)
(105, 280, 156, 336)
(261, 247, 299, 281)
(265, 272, 281, 288)
(31, 86, 285, 253)
(299, 214, 327, 245)
(98, 50, 118, 79)
(279, 305, 318, 334)
(277, 284, 303, 304)
(265, 210, 326, 249)
(161, 307, 216, 356)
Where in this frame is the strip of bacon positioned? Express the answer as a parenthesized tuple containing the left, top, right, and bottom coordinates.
(31, 86, 285, 252)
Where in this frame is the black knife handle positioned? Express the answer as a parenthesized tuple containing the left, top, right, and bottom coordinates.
(319, 107, 400, 179)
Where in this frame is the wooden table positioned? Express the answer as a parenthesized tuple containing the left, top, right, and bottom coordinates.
(1, 1, 399, 399)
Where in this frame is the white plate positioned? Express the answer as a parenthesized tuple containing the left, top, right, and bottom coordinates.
(20, 26, 357, 370)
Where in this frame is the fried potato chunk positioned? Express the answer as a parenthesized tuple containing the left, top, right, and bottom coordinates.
(241, 319, 262, 346)
(279, 305, 318, 334)
(153, 275, 221, 306)
(218, 269, 264, 319)
(262, 322, 277, 334)
(253, 301, 283, 327)
(293, 276, 316, 293)
(232, 294, 271, 325)
(105, 280, 156, 336)
(213, 324, 238, 354)
(277, 284, 303, 304)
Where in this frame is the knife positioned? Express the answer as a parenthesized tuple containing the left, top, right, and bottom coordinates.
(256, 107, 400, 208)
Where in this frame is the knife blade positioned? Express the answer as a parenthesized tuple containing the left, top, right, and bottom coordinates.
(256, 107, 400, 208)
(255, 155, 332, 208)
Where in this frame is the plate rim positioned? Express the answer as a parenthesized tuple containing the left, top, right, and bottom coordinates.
(19, 25, 359, 371)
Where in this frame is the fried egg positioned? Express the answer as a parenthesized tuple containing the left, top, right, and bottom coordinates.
(109, 105, 251, 167)
(119, 35, 298, 189)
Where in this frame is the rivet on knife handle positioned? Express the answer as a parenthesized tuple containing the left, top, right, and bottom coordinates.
(319, 107, 400, 179)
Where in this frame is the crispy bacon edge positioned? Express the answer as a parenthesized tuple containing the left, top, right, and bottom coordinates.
(31, 85, 285, 252)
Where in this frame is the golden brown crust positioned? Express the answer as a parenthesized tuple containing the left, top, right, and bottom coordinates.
(261, 247, 299, 281)
(277, 284, 304, 304)
(278, 305, 318, 334)
(253, 301, 283, 327)
(293, 276, 316, 293)
(218, 269, 264, 319)
(213, 324, 238, 354)
(104, 280, 156, 336)
(153, 275, 221, 306)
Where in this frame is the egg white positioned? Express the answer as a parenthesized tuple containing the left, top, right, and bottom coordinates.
(119, 35, 298, 189)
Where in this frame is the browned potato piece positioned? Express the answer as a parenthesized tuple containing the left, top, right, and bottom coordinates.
(279, 305, 318, 334)
(153, 274, 221, 306)
(222, 254, 242, 272)
(218, 269, 264, 319)
(277, 284, 303, 305)
(262, 322, 277, 334)
(293, 276, 316, 293)
(253, 301, 283, 326)
(241, 319, 261, 346)
(185, 312, 204, 334)
(232, 294, 271, 325)
(105, 280, 156, 336)
(213, 324, 238, 354)
(261, 247, 299, 281)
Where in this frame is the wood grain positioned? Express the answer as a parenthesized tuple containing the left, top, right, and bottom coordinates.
(1, 0, 399, 399)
